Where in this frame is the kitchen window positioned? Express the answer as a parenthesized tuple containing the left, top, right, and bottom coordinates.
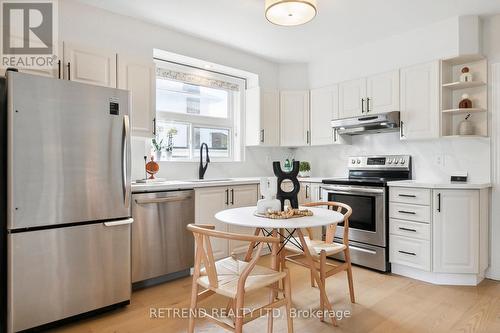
(154, 61, 245, 161)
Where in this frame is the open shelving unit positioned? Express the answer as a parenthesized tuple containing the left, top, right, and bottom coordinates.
(441, 55, 488, 137)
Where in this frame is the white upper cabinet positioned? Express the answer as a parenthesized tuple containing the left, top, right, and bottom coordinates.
(63, 42, 117, 87)
(400, 61, 440, 140)
(366, 70, 400, 114)
(433, 190, 479, 274)
(310, 85, 338, 145)
(338, 70, 400, 118)
(280, 90, 310, 147)
(339, 78, 366, 118)
(118, 54, 156, 137)
(245, 88, 279, 146)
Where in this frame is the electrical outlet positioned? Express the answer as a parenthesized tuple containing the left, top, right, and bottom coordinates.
(435, 154, 445, 167)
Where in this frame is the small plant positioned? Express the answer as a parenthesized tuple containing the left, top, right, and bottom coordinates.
(299, 161, 311, 172)
(151, 137, 165, 152)
(165, 128, 178, 153)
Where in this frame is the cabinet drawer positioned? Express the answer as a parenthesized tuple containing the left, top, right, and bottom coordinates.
(390, 203, 430, 223)
(390, 235, 431, 271)
(390, 187, 431, 205)
(389, 218, 430, 240)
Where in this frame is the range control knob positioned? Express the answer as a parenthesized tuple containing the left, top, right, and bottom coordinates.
(357, 159, 361, 164)
(400, 158, 406, 164)
(351, 159, 356, 164)
(394, 160, 399, 165)
(387, 159, 393, 164)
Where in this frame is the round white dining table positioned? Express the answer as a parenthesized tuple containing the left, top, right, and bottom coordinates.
(214, 205, 345, 326)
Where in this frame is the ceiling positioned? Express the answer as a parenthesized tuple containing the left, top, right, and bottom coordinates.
(76, 0, 500, 63)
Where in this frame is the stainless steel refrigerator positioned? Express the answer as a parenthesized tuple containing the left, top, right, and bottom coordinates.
(0, 71, 133, 333)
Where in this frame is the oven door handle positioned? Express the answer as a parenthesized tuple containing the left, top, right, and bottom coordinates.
(321, 187, 385, 196)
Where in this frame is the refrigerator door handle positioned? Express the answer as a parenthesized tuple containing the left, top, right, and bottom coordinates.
(104, 218, 134, 227)
(123, 115, 131, 208)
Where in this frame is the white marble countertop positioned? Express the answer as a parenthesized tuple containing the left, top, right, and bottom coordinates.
(387, 180, 492, 189)
(131, 176, 326, 193)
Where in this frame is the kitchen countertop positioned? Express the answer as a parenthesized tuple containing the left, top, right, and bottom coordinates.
(132, 176, 326, 193)
(387, 180, 492, 189)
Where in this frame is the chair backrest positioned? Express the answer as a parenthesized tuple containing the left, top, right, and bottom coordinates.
(186, 224, 280, 289)
(303, 202, 353, 245)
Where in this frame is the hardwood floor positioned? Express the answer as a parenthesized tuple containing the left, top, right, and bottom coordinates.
(50, 256, 500, 333)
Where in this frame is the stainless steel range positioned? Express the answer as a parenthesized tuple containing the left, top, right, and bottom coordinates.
(321, 155, 412, 272)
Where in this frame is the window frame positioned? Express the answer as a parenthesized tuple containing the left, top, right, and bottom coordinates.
(154, 60, 245, 162)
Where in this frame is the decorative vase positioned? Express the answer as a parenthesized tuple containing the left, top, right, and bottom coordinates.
(155, 151, 162, 161)
(459, 94, 472, 109)
(166, 150, 173, 160)
(146, 156, 160, 179)
(458, 114, 474, 136)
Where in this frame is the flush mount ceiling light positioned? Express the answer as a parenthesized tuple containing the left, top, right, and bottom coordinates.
(265, 0, 317, 26)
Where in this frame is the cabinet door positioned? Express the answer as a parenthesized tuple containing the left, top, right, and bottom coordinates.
(280, 90, 310, 147)
(400, 62, 439, 140)
(298, 182, 312, 205)
(433, 190, 479, 273)
(63, 42, 117, 87)
(228, 185, 258, 254)
(261, 90, 280, 146)
(310, 85, 338, 145)
(118, 54, 156, 137)
(366, 70, 400, 114)
(194, 187, 228, 260)
(338, 78, 366, 118)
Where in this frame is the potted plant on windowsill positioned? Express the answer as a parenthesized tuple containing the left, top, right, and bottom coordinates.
(152, 138, 165, 161)
(299, 161, 311, 178)
(165, 127, 178, 160)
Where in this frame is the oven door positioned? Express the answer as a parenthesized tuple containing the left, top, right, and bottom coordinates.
(321, 185, 386, 247)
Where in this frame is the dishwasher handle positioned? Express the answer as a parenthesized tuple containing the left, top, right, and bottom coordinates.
(134, 194, 192, 205)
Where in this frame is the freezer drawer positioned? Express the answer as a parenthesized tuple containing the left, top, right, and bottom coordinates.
(7, 220, 132, 332)
(132, 190, 194, 283)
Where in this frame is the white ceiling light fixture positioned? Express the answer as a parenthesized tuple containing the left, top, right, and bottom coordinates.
(265, 0, 317, 26)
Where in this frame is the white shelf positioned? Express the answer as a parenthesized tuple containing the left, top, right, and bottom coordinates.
(442, 108, 486, 114)
(441, 54, 485, 66)
(442, 81, 486, 90)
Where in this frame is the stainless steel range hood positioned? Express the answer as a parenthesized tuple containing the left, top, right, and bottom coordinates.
(331, 111, 400, 135)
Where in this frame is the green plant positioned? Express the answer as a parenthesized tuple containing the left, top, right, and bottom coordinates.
(166, 128, 178, 152)
(151, 138, 165, 152)
(299, 161, 310, 172)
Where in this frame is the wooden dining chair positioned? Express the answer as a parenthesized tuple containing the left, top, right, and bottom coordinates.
(187, 224, 294, 333)
(284, 202, 355, 319)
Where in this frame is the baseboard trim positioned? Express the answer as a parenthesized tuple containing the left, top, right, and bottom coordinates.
(486, 267, 500, 281)
(392, 264, 485, 286)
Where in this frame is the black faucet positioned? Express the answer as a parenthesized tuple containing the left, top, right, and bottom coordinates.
(199, 143, 210, 179)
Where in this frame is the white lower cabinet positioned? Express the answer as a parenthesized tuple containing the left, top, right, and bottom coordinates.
(390, 235, 431, 271)
(389, 186, 489, 285)
(195, 184, 258, 259)
(432, 190, 479, 274)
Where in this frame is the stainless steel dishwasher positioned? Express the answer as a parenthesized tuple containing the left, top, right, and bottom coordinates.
(131, 190, 194, 286)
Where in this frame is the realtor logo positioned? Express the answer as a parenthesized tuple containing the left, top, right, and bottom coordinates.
(1, 0, 58, 69)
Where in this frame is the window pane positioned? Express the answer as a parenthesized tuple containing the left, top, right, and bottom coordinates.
(155, 121, 190, 159)
(193, 127, 230, 158)
(156, 79, 229, 118)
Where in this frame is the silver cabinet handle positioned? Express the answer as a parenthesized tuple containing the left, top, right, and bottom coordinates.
(399, 194, 416, 198)
(67, 62, 71, 80)
(104, 218, 134, 227)
(361, 98, 365, 113)
(366, 97, 371, 113)
(400, 120, 405, 138)
(230, 188, 234, 205)
(225, 189, 229, 205)
(306, 130, 310, 144)
(398, 250, 416, 256)
(437, 193, 441, 212)
(260, 129, 265, 143)
(58, 60, 61, 79)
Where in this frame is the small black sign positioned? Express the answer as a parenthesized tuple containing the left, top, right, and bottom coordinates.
(110, 102, 119, 115)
